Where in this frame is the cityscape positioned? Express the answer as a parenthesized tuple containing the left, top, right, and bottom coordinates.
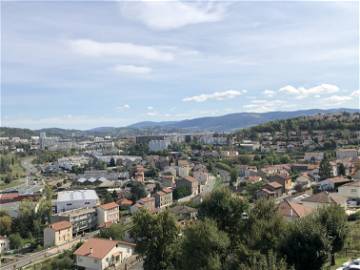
(1, 1, 359, 270)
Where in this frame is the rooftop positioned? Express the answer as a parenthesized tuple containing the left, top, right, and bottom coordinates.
(57, 190, 99, 202)
(99, 202, 119, 210)
(49, 220, 72, 231)
(74, 238, 119, 259)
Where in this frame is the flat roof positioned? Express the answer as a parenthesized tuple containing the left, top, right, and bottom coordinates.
(57, 190, 99, 202)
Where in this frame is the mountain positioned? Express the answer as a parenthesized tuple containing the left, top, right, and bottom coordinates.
(128, 108, 359, 132)
(1, 108, 358, 138)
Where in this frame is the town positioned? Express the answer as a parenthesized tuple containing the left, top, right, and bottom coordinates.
(0, 111, 359, 270)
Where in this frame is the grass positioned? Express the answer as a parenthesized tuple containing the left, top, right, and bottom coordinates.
(0, 178, 25, 190)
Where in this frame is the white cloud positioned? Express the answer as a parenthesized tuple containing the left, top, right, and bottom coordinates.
(147, 106, 154, 110)
(323, 95, 352, 105)
(113, 65, 152, 75)
(263, 89, 276, 97)
(279, 84, 339, 99)
(351, 90, 360, 97)
(243, 99, 294, 113)
(146, 111, 158, 116)
(183, 90, 245, 102)
(116, 104, 131, 111)
(120, 1, 227, 30)
(68, 39, 174, 61)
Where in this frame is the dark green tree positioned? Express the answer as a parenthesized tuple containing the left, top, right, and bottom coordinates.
(179, 219, 230, 270)
(319, 158, 332, 180)
(337, 163, 346, 176)
(280, 217, 330, 270)
(99, 223, 124, 240)
(315, 205, 348, 265)
(131, 210, 179, 270)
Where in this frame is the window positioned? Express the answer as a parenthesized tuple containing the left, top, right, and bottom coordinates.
(85, 202, 90, 205)
(66, 203, 72, 206)
(351, 189, 357, 193)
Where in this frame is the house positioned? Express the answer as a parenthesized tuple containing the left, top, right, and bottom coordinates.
(336, 148, 358, 160)
(317, 176, 351, 191)
(338, 180, 360, 200)
(176, 176, 199, 196)
(154, 188, 173, 209)
(51, 207, 97, 235)
(304, 152, 324, 163)
(134, 165, 145, 182)
(160, 174, 175, 187)
(43, 221, 73, 248)
(56, 190, 99, 213)
(256, 181, 283, 199)
(300, 191, 347, 209)
(130, 197, 156, 214)
(74, 238, 135, 270)
(278, 200, 313, 221)
(0, 236, 10, 254)
(117, 198, 133, 209)
(269, 174, 292, 193)
(295, 174, 312, 190)
(97, 202, 119, 227)
(192, 169, 209, 185)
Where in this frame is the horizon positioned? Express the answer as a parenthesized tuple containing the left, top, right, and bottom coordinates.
(1, 107, 358, 131)
(1, 1, 359, 129)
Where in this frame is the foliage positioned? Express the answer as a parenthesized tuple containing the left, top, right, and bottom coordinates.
(129, 182, 148, 201)
(179, 219, 230, 270)
(337, 163, 346, 176)
(315, 205, 349, 265)
(9, 233, 24, 249)
(173, 186, 191, 200)
(131, 210, 179, 270)
(280, 216, 331, 270)
(319, 157, 332, 180)
(99, 223, 124, 240)
(0, 154, 25, 184)
(198, 188, 248, 238)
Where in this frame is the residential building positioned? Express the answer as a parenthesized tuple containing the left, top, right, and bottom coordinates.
(97, 202, 120, 227)
(193, 169, 209, 185)
(300, 191, 347, 209)
(338, 180, 360, 200)
(56, 190, 99, 213)
(130, 197, 156, 214)
(0, 236, 10, 254)
(154, 188, 173, 209)
(269, 174, 292, 193)
(176, 176, 199, 196)
(317, 176, 351, 191)
(278, 200, 313, 221)
(304, 152, 324, 163)
(256, 181, 283, 199)
(43, 221, 73, 248)
(149, 139, 171, 152)
(51, 207, 97, 235)
(336, 148, 358, 160)
(74, 238, 135, 270)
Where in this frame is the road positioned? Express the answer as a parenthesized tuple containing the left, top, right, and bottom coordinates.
(0, 231, 98, 270)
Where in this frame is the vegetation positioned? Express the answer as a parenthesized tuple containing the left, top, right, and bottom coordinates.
(0, 154, 25, 184)
(99, 223, 125, 240)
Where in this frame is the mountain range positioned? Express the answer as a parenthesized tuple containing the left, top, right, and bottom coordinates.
(1, 108, 358, 138)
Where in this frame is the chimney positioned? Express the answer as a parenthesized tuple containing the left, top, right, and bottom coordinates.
(89, 248, 93, 254)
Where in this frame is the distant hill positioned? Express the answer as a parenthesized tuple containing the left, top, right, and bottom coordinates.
(128, 108, 359, 132)
(0, 108, 358, 138)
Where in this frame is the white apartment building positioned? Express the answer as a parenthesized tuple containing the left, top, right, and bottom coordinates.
(56, 190, 99, 213)
(149, 139, 171, 152)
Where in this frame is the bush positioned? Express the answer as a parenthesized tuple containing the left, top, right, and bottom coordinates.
(348, 211, 360, 221)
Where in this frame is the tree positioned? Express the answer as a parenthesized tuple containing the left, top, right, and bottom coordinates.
(244, 199, 285, 254)
(9, 233, 24, 250)
(99, 223, 124, 240)
(130, 182, 148, 201)
(337, 163, 346, 176)
(173, 186, 191, 200)
(319, 158, 331, 180)
(131, 210, 179, 270)
(198, 188, 248, 239)
(315, 205, 348, 265)
(179, 219, 230, 270)
(0, 214, 12, 235)
(230, 168, 239, 186)
(280, 217, 330, 270)
(109, 157, 116, 167)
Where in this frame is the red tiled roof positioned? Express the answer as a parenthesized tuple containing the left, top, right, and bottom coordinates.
(99, 202, 119, 210)
(183, 176, 196, 183)
(49, 221, 72, 231)
(74, 238, 119, 259)
(0, 193, 19, 201)
(117, 198, 133, 206)
(267, 181, 283, 189)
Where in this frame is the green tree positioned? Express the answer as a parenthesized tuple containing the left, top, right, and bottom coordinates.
(244, 199, 285, 254)
(131, 210, 179, 270)
(99, 223, 124, 240)
(173, 186, 191, 200)
(319, 158, 331, 180)
(9, 233, 24, 250)
(198, 188, 248, 239)
(280, 217, 330, 270)
(337, 163, 346, 176)
(230, 168, 239, 186)
(315, 205, 348, 265)
(179, 219, 230, 270)
(0, 214, 12, 235)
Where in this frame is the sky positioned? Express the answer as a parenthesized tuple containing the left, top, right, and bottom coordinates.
(1, 0, 359, 130)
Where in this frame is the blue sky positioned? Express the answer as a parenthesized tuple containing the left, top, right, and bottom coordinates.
(1, 1, 359, 129)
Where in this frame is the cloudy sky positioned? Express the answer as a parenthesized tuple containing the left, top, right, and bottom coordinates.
(1, 1, 359, 129)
